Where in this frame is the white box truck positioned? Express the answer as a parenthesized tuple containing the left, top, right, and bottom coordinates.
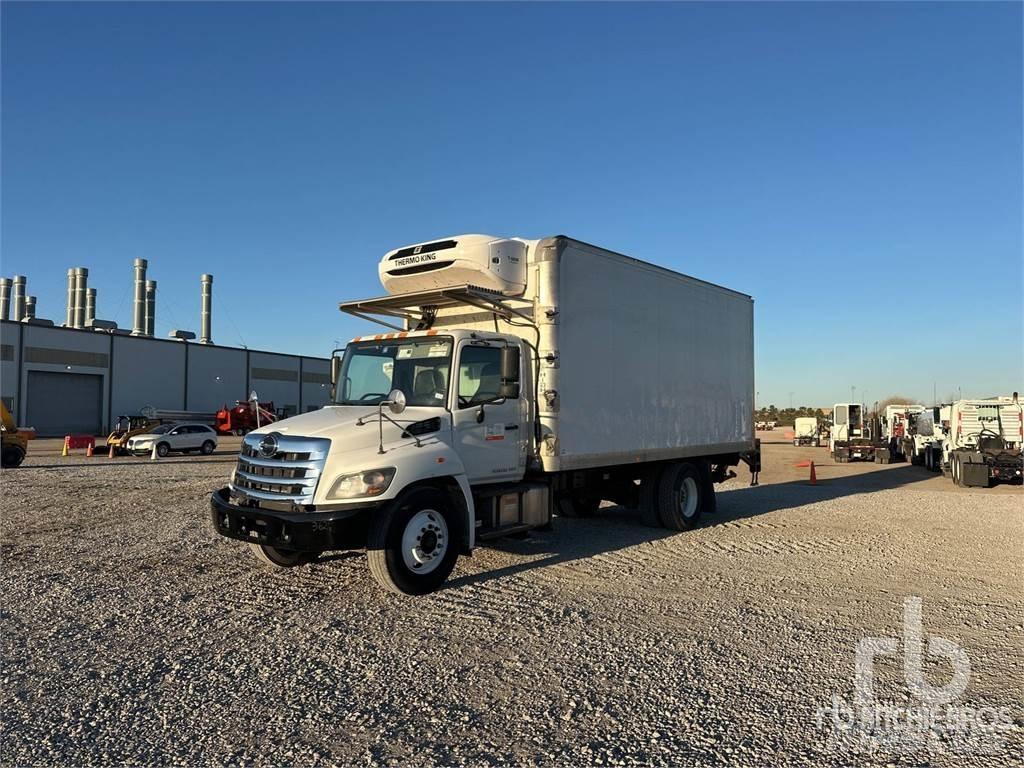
(210, 235, 760, 593)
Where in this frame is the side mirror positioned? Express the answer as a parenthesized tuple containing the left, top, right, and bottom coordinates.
(500, 346, 520, 399)
(387, 389, 407, 415)
(330, 356, 342, 400)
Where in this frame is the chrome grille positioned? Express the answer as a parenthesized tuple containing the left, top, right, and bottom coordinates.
(229, 434, 330, 506)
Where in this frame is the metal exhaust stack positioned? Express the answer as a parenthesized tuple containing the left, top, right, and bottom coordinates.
(132, 258, 148, 336)
(145, 279, 156, 337)
(65, 268, 75, 326)
(200, 273, 213, 344)
(12, 276, 26, 322)
(0, 278, 10, 321)
(25, 296, 36, 321)
(85, 288, 96, 326)
(73, 268, 88, 328)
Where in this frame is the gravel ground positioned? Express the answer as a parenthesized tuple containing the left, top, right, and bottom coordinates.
(2, 435, 1021, 766)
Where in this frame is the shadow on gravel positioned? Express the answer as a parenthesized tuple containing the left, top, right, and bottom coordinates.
(445, 511, 676, 591)
(711, 463, 938, 524)
(449, 464, 940, 589)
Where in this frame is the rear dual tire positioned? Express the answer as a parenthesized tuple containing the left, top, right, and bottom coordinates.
(640, 461, 709, 530)
(657, 462, 704, 531)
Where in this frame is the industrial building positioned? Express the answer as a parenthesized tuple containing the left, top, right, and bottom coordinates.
(0, 260, 331, 436)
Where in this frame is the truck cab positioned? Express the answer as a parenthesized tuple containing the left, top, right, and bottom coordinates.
(829, 402, 876, 462)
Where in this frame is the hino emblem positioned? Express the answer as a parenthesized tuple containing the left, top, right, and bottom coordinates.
(257, 432, 280, 458)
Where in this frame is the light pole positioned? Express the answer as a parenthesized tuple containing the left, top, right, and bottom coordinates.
(851, 385, 856, 404)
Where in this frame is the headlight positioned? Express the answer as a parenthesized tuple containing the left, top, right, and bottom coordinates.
(327, 468, 396, 500)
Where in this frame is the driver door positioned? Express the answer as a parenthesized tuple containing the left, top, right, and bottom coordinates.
(451, 341, 524, 484)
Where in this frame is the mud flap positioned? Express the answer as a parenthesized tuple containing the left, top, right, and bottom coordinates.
(960, 455, 990, 488)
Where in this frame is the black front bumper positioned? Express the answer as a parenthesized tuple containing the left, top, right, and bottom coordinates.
(209, 488, 378, 552)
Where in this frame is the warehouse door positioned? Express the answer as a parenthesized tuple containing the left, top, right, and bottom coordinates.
(26, 371, 103, 436)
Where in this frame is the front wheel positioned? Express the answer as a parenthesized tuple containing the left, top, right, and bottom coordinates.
(1, 444, 26, 468)
(367, 487, 459, 595)
(156, 442, 170, 458)
(251, 544, 312, 568)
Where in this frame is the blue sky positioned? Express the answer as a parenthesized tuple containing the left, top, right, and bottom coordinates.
(2, 2, 1021, 407)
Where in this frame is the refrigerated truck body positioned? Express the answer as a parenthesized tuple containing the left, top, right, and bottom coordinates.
(210, 234, 760, 593)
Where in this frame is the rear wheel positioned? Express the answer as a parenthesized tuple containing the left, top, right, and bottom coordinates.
(657, 462, 703, 531)
(200, 440, 215, 455)
(250, 544, 312, 568)
(367, 486, 459, 595)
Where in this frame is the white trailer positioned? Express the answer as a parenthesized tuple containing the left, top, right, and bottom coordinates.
(211, 234, 759, 593)
(933, 397, 1023, 487)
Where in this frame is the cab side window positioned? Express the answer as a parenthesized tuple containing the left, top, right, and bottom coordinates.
(458, 347, 505, 408)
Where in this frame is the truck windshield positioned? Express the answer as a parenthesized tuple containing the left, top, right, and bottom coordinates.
(336, 337, 453, 407)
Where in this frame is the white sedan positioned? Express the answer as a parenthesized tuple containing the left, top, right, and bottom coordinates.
(126, 422, 219, 457)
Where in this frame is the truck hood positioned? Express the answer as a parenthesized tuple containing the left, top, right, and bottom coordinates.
(250, 405, 448, 456)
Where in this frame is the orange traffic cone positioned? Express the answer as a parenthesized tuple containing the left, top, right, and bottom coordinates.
(809, 461, 817, 485)
(108, 443, 115, 459)
(62, 436, 69, 457)
(86, 442, 94, 458)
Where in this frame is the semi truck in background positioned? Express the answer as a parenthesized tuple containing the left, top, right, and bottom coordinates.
(210, 234, 760, 594)
(793, 417, 819, 447)
(901, 405, 942, 467)
(877, 403, 925, 462)
(931, 397, 1023, 487)
(829, 402, 877, 462)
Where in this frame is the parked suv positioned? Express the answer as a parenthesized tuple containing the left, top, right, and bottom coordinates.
(127, 422, 218, 457)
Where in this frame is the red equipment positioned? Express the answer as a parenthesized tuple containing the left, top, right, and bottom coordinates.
(215, 400, 277, 436)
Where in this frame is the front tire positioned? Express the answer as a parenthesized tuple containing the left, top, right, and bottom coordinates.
(1, 445, 26, 468)
(367, 486, 459, 595)
(156, 442, 170, 458)
(251, 544, 312, 568)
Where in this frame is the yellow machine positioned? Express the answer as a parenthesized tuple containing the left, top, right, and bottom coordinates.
(1, 402, 34, 468)
(105, 414, 159, 455)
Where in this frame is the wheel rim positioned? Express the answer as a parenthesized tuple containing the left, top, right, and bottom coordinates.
(679, 476, 699, 519)
(401, 508, 449, 574)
